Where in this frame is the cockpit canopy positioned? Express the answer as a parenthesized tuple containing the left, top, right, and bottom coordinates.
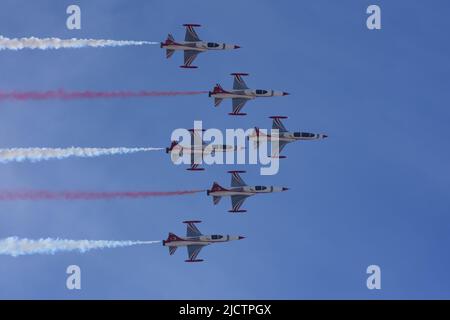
(211, 235, 223, 240)
(207, 42, 220, 48)
(294, 132, 315, 138)
(255, 89, 268, 95)
(255, 186, 267, 191)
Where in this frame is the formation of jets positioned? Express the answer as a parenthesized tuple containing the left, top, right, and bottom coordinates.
(160, 24, 326, 262)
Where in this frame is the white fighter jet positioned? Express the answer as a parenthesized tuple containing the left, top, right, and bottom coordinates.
(166, 129, 239, 171)
(162, 221, 245, 262)
(160, 24, 240, 68)
(207, 171, 289, 212)
(249, 116, 328, 158)
(208, 73, 290, 116)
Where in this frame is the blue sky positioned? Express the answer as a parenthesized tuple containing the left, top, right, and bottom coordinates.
(0, 0, 449, 299)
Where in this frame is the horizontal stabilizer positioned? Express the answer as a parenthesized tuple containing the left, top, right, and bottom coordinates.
(229, 209, 247, 213)
(166, 49, 175, 59)
(213, 196, 222, 205)
(214, 98, 223, 107)
(168, 246, 177, 255)
(180, 65, 198, 69)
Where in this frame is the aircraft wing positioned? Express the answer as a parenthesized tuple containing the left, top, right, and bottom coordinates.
(186, 244, 206, 262)
(230, 194, 250, 212)
(232, 73, 249, 90)
(231, 98, 248, 115)
(184, 24, 201, 42)
(271, 116, 288, 133)
(184, 50, 201, 67)
(229, 170, 247, 187)
(186, 130, 204, 169)
(184, 221, 203, 237)
(189, 129, 203, 145)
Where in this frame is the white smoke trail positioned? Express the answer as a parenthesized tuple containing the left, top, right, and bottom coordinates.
(0, 237, 161, 257)
(0, 147, 163, 163)
(0, 36, 158, 50)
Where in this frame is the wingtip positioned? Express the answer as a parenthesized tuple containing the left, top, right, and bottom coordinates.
(180, 65, 198, 69)
(269, 115, 288, 119)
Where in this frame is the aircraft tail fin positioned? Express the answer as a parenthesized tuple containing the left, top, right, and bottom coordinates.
(207, 182, 227, 201)
(165, 232, 183, 242)
(167, 34, 175, 43)
(212, 83, 226, 94)
(209, 83, 226, 97)
(161, 34, 176, 49)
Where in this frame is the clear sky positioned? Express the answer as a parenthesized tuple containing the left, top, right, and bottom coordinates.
(0, 0, 449, 299)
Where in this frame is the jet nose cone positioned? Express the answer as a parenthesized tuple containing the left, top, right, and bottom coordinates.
(283, 92, 290, 96)
(234, 45, 241, 49)
(282, 187, 290, 191)
(238, 236, 246, 240)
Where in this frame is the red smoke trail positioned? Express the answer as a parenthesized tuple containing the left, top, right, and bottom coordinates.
(0, 190, 205, 200)
(0, 89, 208, 101)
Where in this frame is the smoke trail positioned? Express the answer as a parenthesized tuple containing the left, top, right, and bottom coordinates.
(0, 89, 208, 101)
(0, 237, 160, 257)
(0, 36, 157, 50)
(0, 190, 205, 201)
(0, 147, 163, 163)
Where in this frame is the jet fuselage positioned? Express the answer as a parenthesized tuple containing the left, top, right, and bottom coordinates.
(161, 41, 238, 52)
(251, 131, 328, 142)
(211, 88, 287, 100)
(208, 185, 288, 197)
(169, 143, 238, 156)
(163, 234, 243, 247)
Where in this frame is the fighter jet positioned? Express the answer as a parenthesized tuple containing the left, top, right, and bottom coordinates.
(160, 24, 240, 68)
(249, 116, 328, 158)
(207, 171, 289, 212)
(208, 73, 290, 116)
(166, 129, 240, 171)
(162, 221, 245, 262)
